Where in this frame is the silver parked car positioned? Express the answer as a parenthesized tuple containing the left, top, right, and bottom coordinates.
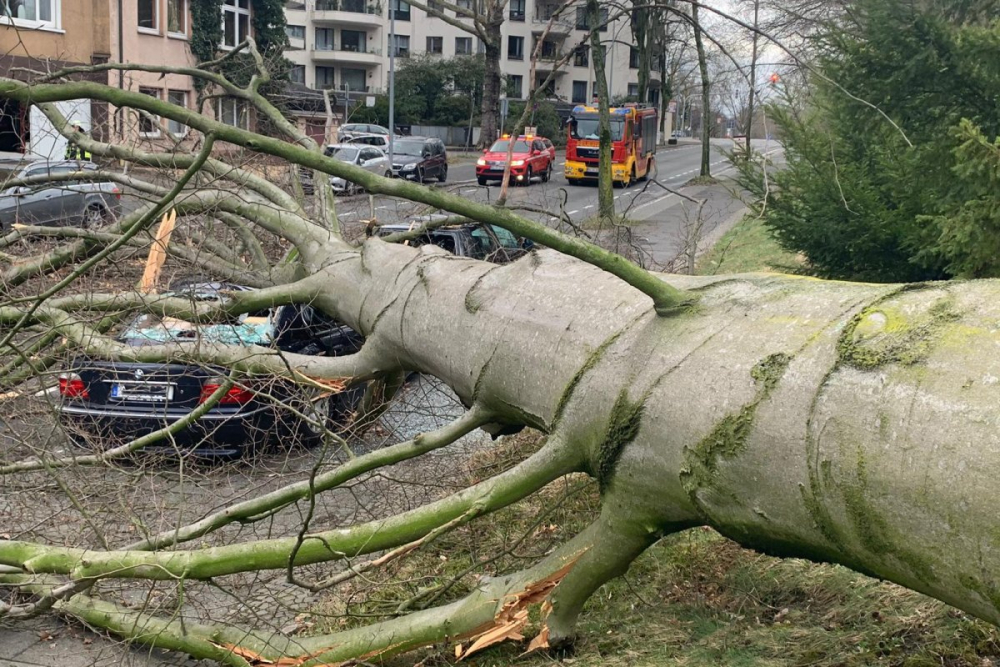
(0, 161, 122, 232)
(325, 144, 391, 195)
(337, 123, 390, 142)
(344, 133, 391, 150)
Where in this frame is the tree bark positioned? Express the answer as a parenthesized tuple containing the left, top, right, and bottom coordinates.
(588, 0, 615, 221)
(479, 29, 503, 148)
(693, 3, 712, 177)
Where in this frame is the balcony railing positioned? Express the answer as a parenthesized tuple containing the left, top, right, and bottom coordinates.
(312, 44, 383, 56)
(316, 84, 380, 93)
(313, 0, 382, 15)
(532, 9, 574, 30)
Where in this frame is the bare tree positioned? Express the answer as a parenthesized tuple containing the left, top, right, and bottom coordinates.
(402, 0, 506, 146)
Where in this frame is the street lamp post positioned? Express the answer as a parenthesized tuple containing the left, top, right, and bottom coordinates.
(388, 0, 396, 169)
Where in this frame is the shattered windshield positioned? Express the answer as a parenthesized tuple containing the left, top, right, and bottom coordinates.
(120, 293, 272, 346)
(121, 314, 272, 346)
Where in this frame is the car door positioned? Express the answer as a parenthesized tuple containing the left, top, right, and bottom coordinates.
(11, 164, 65, 226)
(531, 140, 548, 173)
(360, 148, 385, 176)
(49, 164, 89, 225)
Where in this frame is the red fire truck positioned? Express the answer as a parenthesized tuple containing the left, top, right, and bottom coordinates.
(564, 103, 658, 187)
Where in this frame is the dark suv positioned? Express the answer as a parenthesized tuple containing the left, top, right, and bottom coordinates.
(391, 137, 448, 183)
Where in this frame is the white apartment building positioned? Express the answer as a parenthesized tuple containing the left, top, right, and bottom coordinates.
(283, 0, 660, 106)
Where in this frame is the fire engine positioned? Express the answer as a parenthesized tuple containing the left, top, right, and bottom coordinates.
(564, 103, 658, 187)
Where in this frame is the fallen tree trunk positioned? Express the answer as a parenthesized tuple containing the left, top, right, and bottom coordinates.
(5, 239, 1000, 659)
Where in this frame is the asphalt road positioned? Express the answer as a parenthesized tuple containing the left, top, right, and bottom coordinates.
(331, 138, 778, 228)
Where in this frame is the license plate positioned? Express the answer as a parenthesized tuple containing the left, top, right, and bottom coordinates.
(585, 168, 599, 175)
(491, 162, 506, 168)
(110, 382, 175, 402)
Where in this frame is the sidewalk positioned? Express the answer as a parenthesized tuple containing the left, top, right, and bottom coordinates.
(0, 617, 186, 667)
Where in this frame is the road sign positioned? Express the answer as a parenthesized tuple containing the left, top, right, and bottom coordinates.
(365, 96, 375, 108)
(500, 98, 509, 117)
(667, 100, 677, 114)
(524, 126, 537, 136)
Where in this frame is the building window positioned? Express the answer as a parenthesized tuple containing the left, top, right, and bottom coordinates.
(508, 0, 524, 20)
(138, 0, 157, 31)
(575, 6, 607, 31)
(289, 65, 305, 83)
(341, 29, 365, 51)
(505, 74, 522, 99)
(507, 35, 523, 60)
(166, 90, 188, 136)
(316, 66, 336, 89)
(342, 68, 366, 91)
(627, 83, 639, 98)
(456, 0, 471, 12)
(315, 27, 335, 50)
(535, 38, 557, 59)
(137, 87, 161, 137)
(167, 0, 186, 34)
(573, 45, 588, 67)
(427, 0, 442, 12)
(455, 36, 472, 55)
(629, 47, 639, 69)
(390, 0, 409, 20)
(286, 24, 305, 40)
(1, 0, 60, 29)
(217, 97, 249, 129)
(572, 80, 587, 104)
(426, 36, 443, 54)
(392, 34, 410, 57)
(536, 75, 555, 97)
(222, 0, 250, 48)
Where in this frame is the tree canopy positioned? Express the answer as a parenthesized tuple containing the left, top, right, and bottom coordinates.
(738, 0, 1000, 282)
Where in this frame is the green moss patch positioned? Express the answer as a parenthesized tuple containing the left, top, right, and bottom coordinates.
(837, 295, 960, 370)
(596, 390, 645, 492)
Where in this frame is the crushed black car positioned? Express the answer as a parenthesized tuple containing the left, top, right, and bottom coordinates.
(56, 282, 365, 456)
(374, 216, 532, 264)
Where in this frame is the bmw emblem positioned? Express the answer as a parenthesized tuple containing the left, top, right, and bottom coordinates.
(134, 369, 145, 380)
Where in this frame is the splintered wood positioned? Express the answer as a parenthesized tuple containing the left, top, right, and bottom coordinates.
(454, 553, 584, 661)
(139, 208, 177, 294)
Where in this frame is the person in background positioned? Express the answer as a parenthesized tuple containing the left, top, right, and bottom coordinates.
(64, 120, 92, 161)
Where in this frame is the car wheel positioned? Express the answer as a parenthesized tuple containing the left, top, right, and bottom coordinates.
(478, 177, 488, 186)
(82, 204, 106, 228)
(542, 163, 552, 183)
(416, 167, 424, 183)
(295, 386, 365, 446)
(438, 164, 448, 182)
(640, 158, 654, 182)
(523, 167, 532, 186)
(566, 178, 579, 186)
(384, 170, 392, 179)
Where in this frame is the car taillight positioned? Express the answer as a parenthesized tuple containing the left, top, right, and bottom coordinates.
(58, 373, 89, 399)
(113, 188, 122, 200)
(199, 378, 254, 405)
